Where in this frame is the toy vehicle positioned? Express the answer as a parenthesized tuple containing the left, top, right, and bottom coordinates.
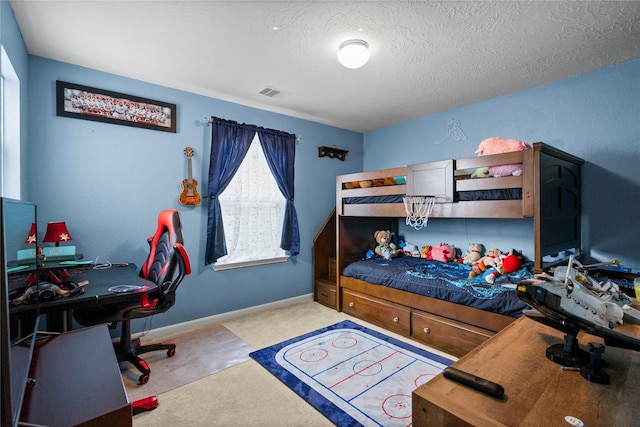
(517, 256, 640, 383)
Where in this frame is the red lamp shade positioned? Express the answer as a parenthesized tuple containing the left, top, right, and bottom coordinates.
(25, 223, 37, 244)
(43, 221, 73, 245)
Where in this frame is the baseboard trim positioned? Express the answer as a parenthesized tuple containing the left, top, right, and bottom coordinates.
(137, 293, 314, 340)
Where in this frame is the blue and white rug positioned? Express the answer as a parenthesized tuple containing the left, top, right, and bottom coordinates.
(249, 320, 454, 427)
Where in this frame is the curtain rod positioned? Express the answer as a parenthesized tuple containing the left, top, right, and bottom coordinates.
(205, 116, 302, 142)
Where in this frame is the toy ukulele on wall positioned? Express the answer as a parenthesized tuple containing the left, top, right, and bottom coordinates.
(179, 147, 201, 206)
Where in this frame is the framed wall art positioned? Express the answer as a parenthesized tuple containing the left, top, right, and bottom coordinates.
(56, 80, 177, 133)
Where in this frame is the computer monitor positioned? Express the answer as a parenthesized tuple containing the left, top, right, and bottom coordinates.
(1, 198, 40, 427)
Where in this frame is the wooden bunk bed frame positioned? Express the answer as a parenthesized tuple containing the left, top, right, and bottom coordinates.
(335, 142, 584, 356)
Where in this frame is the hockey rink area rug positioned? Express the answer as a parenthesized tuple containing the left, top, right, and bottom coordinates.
(249, 320, 454, 427)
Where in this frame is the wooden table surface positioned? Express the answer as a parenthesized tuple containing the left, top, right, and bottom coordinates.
(412, 315, 640, 427)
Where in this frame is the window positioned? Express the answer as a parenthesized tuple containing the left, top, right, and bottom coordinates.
(214, 134, 287, 270)
(1, 45, 20, 199)
(205, 117, 299, 267)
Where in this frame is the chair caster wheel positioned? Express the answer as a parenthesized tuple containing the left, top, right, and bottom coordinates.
(167, 348, 176, 357)
(139, 373, 150, 385)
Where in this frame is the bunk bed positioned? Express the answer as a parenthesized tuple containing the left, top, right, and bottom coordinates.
(335, 142, 584, 356)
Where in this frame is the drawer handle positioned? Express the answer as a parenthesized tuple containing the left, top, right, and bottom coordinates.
(321, 293, 328, 297)
(349, 302, 354, 308)
(393, 317, 399, 323)
(423, 327, 430, 334)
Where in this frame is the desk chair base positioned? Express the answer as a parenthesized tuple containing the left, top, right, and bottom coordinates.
(116, 321, 176, 384)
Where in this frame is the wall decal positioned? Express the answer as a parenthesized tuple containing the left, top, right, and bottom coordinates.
(436, 118, 467, 144)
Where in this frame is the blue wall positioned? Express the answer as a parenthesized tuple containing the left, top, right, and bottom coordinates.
(4, 2, 363, 332)
(26, 56, 363, 330)
(364, 59, 640, 269)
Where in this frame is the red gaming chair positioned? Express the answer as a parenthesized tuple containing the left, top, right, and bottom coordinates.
(75, 210, 191, 384)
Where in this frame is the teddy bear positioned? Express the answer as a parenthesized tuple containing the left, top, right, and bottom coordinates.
(373, 230, 397, 260)
(429, 243, 457, 263)
(480, 247, 501, 267)
(475, 137, 532, 177)
(462, 243, 484, 264)
(469, 247, 501, 279)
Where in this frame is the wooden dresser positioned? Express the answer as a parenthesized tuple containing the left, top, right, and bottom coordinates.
(20, 325, 131, 426)
(412, 315, 640, 427)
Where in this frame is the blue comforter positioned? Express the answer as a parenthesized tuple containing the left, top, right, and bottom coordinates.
(342, 256, 531, 318)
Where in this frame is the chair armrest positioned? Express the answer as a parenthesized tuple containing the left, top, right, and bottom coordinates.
(174, 242, 191, 275)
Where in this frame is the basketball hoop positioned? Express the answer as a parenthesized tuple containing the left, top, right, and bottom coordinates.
(403, 196, 435, 230)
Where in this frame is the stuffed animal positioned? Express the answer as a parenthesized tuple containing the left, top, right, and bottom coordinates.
(483, 252, 524, 284)
(462, 243, 484, 265)
(421, 245, 431, 259)
(469, 248, 502, 279)
(373, 230, 397, 260)
(469, 260, 488, 279)
(479, 248, 501, 267)
(475, 137, 532, 177)
(429, 243, 457, 263)
(401, 242, 421, 258)
(471, 167, 491, 179)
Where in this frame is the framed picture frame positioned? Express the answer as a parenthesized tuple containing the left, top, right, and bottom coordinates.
(56, 80, 177, 133)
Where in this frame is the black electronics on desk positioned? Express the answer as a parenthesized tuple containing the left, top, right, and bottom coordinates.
(1, 197, 41, 427)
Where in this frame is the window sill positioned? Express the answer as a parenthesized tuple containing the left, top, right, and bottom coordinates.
(213, 256, 289, 271)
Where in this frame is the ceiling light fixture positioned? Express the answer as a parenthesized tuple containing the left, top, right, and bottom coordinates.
(337, 39, 369, 69)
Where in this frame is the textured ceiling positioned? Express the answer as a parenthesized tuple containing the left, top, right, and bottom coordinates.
(10, 1, 640, 133)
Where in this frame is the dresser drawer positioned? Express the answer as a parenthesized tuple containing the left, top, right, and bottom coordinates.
(315, 279, 336, 309)
(342, 290, 410, 336)
(411, 311, 494, 357)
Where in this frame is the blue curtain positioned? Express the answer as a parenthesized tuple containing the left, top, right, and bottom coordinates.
(205, 118, 255, 265)
(257, 128, 300, 256)
(205, 118, 300, 265)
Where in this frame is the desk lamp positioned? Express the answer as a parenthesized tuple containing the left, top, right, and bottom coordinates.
(25, 222, 37, 244)
(24, 222, 46, 271)
(39, 221, 74, 284)
(43, 221, 73, 246)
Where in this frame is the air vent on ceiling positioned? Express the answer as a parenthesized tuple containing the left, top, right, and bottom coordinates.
(259, 87, 280, 97)
(258, 86, 291, 99)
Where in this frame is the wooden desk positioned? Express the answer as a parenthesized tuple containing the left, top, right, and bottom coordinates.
(10, 264, 155, 332)
(412, 316, 640, 427)
(20, 325, 131, 427)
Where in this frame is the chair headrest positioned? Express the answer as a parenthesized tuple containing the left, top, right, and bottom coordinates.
(140, 210, 188, 283)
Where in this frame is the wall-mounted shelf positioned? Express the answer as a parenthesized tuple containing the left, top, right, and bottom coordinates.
(318, 146, 348, 161)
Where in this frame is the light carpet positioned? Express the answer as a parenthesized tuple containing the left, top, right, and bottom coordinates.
(124, 322, 254, 402)
(131, 301, 456, 426)
(250, 320, 455, 426)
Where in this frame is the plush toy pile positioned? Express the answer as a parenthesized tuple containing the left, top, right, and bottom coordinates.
(474, 137, 531, 177)
(369, 232, 527, 282)
(469, 249, 525, 283)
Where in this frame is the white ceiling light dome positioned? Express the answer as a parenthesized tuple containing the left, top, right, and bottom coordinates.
(337, 39, 370, 69)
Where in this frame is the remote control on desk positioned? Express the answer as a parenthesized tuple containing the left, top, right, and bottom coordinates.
(443, 367, 505, 398)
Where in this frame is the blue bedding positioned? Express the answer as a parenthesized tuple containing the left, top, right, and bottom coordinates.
(342, 189, 522, 205)
(342, 256, 531, 318)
